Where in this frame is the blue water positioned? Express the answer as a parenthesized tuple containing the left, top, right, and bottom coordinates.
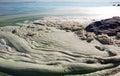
(0, 2, 112, 15)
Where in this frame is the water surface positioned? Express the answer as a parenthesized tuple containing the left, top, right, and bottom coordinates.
(0, 2, 119, 26)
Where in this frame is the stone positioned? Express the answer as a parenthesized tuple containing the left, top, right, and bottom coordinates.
(96, 34, 114, 44)
(26, 32, 36, 37)
(71, 25, 84, 31)
(116, 32, 120, 39)
(85, 16, 120, 36)
(12, 29, 18, 34)
(75, 30, 87, 40)
(85, 32, 95, 42)
(114, 40, 120, 47)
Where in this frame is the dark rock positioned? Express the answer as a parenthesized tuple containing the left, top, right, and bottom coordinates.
(85, 16, 120, 36)
(33, 22, 45, 25)
(117, 4, 120, 6)
(12, 29, 18, 34)
(26, 32, 36, 37)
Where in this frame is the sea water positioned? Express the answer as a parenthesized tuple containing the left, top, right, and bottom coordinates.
(0, 2, 112, 15)
(0, 2, 120, 26)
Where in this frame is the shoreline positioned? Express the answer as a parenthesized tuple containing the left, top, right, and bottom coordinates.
(0, 6, 120, 26)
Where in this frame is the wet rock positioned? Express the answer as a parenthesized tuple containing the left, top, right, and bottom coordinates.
(116, 32, 120, 39)
(81, 35, 87, 40)
(33, 22, 45, 25)
(85, 32, 95, 42)
(75, 30, 87, 40)
(96, 34, 114, 44)
(85, 16, 120, 36)
(95, 46, 106, 51)
(27, 25, 35, 28)
(75, 30, 95, 42)
(71, 25, 84, 31)
(114, 40, 120, 47)
(12, 29, 18, 34)
(26, 32, 36, 37)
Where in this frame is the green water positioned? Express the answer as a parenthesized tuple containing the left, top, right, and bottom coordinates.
(0, 16, 43, 27)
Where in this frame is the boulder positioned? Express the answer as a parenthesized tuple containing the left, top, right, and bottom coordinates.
(85, 16, 120, 36)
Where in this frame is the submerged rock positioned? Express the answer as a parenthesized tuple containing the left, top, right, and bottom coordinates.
(85, 16, 120, 36)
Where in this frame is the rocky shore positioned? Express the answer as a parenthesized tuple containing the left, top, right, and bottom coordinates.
(0, 16, 120, 76)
